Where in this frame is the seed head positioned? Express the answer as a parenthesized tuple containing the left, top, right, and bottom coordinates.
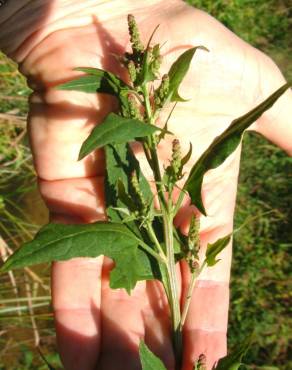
(127, 14, 144, 54)
(155, 74, 169, 108)
(127, 60, 137, 83)
(131, 171, 147, 213)
(187, 214, 200, 254)
(128, 95, 143, 120)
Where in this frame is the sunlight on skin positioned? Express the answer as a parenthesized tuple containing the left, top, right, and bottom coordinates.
(0, 1, 291, 369)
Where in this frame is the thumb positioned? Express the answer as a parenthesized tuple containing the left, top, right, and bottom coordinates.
(248, 50, 292, 155)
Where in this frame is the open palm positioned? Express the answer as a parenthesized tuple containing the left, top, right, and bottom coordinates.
(0, 1, 291, 369)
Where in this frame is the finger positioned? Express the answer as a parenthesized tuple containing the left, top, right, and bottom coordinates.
(175, 155, 238, 369)
(246, 49, 292, 155)
(98, 258, 145, 370)
(181, 248, 230, 370)
(180, 222, 232, 370)
(44, 176, 106, 370)
(99, 259, 176, 370)
(52, 257, 103, 370)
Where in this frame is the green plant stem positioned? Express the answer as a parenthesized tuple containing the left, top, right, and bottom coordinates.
(146, 222, 166, 260)
(180, 262, 206, 330)
(173, 188, 186, 217)
(142, 84, 167, 209)
(138, 238, 166, 265)
(163, 212, 182, 367)
(142, 82, 182, 366)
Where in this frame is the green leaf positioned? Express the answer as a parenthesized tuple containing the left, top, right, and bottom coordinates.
(139, 341, 167, 370)
(184, 83, 291, 215)
(181, 142, 193, 166)
(105, 143, 152, 224)
(57, 75, 103, 93)
(105, 143, 164, 284)
(58, 67, 129, 96)
(79, 113, 159, 160)
(214, 335, 253, 370)
(1, 222, 153, 293)
(136, 48, 156, 85)
(167, 46, 208, 102)
(205, 235, 231, 267)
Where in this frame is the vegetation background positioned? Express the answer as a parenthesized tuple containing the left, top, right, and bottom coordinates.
(0, 0, 291, 368)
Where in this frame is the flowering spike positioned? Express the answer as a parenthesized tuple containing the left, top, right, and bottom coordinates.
(128, 14, 144, 54)
(131, 171, 147, 213)
(128, 60, 137, 83)
(155, 74, 170, 108)
(128, 95, 143, 120)
(187, 214, 200, 253)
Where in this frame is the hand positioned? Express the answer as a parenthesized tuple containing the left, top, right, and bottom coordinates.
(1, 1, 291, 369)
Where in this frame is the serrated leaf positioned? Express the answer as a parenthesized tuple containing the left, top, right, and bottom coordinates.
(205, 235, 231, 267)
(167, 46, 208, 102)
(214, 335, 253, 370)
(1, 222, 153, 293)
(58, 67, 129, 96)
(184, 83, 290, 215)
(139, 341, 167, 370)
(79, 113, 160, 160)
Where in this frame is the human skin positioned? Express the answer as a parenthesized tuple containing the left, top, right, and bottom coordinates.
(0, 1, 291, 369)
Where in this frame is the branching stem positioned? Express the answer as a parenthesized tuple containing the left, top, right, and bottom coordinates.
(146, 222, 166, 260)
(180, 262, 206, 330)
(138, 238, 166, 265)
(142, 82, 182, 366)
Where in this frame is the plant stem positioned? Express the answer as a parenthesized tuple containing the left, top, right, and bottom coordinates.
(138, 238, 166, 265)
(173, 188, 186, 217)
(163, 212, 182, 366)
(180, 262, 206, 330)
(142, 82, 182, 367)
(146, 222, 166, 259)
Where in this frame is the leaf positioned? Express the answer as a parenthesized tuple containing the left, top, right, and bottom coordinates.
(57, 75, 103, 93)
(181, 142, 193, 166)
(79, 113, 159, 160)
(205, 235, 231, 267)
(214, 335, 253, 370)
(58, 67, 129, 96)
(184, 83, 291, 215)
(136, 47, 156, 85)
(1, 222, 153, 293)
(105, 142, 152, 224)
(105, 143, 164, 284)
(167, 46, 208, 102)
(139, 341, 167, 370)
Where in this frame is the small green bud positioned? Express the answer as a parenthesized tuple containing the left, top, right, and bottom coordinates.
(196, 354, 207, 370)
(131, 171, 147, 213)
(188, 214, 200, 253)
(128, 14, 144, 54)
(164, 139, 183, 191)
(151, 44, 162, 76)
(171, 139, 182, 176)
(128, 95, 143, 120)
(155, 74, 169, 108)
(127, 60, 137, 83)
(184, 215, 201, 272)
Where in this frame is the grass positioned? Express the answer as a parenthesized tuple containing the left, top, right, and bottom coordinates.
(0, 54, 57, 369)
(0, 1, 291, 368)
